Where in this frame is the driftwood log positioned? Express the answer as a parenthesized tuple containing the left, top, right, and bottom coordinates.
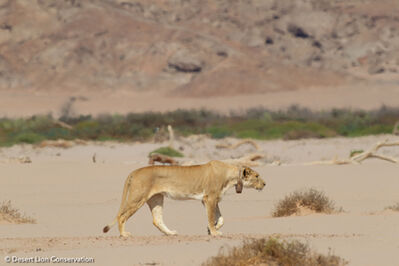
(54, 120, 73, 130)
(153, 125, 175, 146)
(148, 153, 178, 165)
(222, 153, 265, 167)
(37, 139, 87, 148)
(180, 153, 265, 167)
(306, 139, 399, 165)
(168, 125, 175, 148)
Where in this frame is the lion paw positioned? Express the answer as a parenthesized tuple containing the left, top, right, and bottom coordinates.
(210, 230, 222, 236)
(215, 224, 223, 230)
(166, 230, 178, 236)
(215, 220, 224, 230)
(120, 231, 132, 238)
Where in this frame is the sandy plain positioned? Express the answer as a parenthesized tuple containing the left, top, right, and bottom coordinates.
(2, 0, 399, 264)
(2, 84, 399, 118)
(1, 135, 399, 265)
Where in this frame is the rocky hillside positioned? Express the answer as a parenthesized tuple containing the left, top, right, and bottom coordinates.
(0, 0, 398, 97)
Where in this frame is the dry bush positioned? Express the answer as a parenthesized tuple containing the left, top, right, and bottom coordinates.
(203, 237, 346, 266)
(272, 189, 340, 217)
(385, 202, 399, 212)
(0, 201, 36, 224)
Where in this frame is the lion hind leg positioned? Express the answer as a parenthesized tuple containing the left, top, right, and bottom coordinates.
(147, 194, 177, 236)
(117, 198, 146, 238)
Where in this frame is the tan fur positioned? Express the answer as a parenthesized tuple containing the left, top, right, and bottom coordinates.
(103, 160, 265, 237)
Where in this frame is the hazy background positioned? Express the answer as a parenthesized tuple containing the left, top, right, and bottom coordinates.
(1, 0, 399, 116)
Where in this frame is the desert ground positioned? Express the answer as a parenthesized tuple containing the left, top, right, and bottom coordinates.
(2, 85, 399, 118)
(1, 135, 399, 266)
(2, 0, 399, 265)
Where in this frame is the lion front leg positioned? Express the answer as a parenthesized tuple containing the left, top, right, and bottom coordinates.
(215, 204, 224, 230)
(203, 195, 222, 236)
(207, 203, 224, 234)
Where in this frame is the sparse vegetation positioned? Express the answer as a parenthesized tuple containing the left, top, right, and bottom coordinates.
(203, 237, 347, 266)
(0, 106, 398, 147)
(385, 202, 399, 212)
(0, 200, 36, 224)
(272, 188, 340, 217)
(149, 147, 184, 158)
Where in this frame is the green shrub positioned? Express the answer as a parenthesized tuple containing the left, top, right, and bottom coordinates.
(207, 126, 233, 139)
(136, 128, 153, 140)
(13, 132, 45, 144)
(149, 146, 184, 157)
(229, 120, 336, 140)
(351, 124, 392, 136)
(41, 128, 72, 140)
(74, 120, 101, 139)
(279, 121, 336, 140)
(0, 106, 398, 146)
(236, 129, 263, 139)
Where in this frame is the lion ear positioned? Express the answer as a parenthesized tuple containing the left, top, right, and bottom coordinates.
(242, 167, 248, 179)
(235, 179, 243, 193)
(239, 167, 244, 179)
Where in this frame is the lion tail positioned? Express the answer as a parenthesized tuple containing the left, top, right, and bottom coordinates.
(103, 175, 133, 234)
(103, 218, 117, 233)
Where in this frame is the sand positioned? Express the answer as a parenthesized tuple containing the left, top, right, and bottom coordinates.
(1, 135, 399, 265)
(2, 83, 399, 118)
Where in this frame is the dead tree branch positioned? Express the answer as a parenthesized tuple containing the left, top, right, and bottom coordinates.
(306, 139, 399, 165)
(148, 153, 178, 165)
(168, 125, 175, 148)
(54, 120, 73, 130)
(222, 153, 265, 167)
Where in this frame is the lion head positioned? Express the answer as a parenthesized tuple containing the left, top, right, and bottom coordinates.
(236, 167, 265, 193)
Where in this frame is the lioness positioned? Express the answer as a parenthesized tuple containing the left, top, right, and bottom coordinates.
(103, 160, 265, 237)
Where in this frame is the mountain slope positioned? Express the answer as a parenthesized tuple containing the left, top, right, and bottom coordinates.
(0, 0, 398, 97)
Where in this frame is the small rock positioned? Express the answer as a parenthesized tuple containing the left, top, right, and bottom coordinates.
(18, 156, 32, 163)
(287, 24, 310, 39)
(368, 64, 385, 74)
(168, 51, 204, 73)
